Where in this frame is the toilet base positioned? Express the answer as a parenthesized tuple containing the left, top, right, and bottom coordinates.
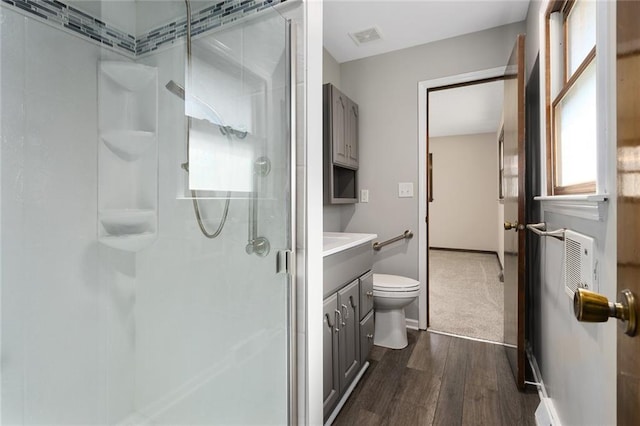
(374, 308, 408, 349)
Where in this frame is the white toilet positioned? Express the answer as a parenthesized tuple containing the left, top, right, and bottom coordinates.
(373, 274, 420, 349)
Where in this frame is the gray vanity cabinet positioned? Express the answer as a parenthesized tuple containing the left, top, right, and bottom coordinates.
(359, 271, 374, 319)
(360, 310, 375, 367)
(337, 279, 361, 394)
(323, 294, 340, 419)
(323, 274, 374, 421)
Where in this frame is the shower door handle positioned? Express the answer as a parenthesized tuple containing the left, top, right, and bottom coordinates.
(276, 250, 292, 274)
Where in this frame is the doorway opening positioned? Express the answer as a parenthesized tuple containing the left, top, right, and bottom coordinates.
(418, 72, 507, 344)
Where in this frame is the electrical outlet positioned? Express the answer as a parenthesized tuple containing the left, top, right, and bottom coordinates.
(360, 189, 369, 203)
(398, 182, 414, 198)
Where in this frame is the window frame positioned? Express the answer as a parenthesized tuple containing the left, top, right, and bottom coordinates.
(545, 0, 597, 195)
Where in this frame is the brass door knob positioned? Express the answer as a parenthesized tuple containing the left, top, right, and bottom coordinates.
(573, 288, 637, 336)
(504, 221, 518, 231)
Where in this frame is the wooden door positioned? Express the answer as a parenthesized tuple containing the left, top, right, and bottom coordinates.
(502, 34, 526, 390)
(617, 2, 640, 423)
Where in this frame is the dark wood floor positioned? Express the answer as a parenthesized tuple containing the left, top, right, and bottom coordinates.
(333, 330, 539, 426)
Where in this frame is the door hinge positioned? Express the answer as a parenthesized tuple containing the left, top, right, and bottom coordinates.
(277, 249, 293, 274)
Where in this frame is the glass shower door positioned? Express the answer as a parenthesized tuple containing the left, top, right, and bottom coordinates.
(130, 8, 294, 425)
(1, 0, 294, 423)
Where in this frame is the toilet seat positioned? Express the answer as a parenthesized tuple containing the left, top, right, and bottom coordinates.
(373, 274, 420, 291)
(373, 274, 420, 298)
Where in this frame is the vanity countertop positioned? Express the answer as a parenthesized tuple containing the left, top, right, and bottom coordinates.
(323, 232, 377, 257)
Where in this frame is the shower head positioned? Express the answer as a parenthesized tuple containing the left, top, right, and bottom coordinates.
(164, 80, 246, 138)
(165, 80, 186, 100)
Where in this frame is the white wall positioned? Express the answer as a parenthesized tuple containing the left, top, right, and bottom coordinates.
(429, 133, 499, 252)
(339, 21, 525, 321)
(525, 1, 617, 424)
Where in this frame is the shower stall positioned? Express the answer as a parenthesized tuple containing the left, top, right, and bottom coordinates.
(0, 0, 302, 423)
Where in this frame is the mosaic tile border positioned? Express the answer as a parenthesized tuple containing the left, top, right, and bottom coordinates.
(1, 0, 286, 57)
(1, 0, 136, 54)
(137, 0, 283, 56)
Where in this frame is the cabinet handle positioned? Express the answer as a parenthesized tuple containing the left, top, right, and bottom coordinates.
(349, 295, 356, 309)
(352, 105, 358, 117)
(367, 334, 374, 340)
(366, 291, 374, 298)
(325, 313, 334, 329)
(341, 304, 349, 325)
(334, 309, 342, 333)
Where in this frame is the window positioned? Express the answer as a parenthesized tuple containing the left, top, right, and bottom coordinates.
(546, 0, 597, 195)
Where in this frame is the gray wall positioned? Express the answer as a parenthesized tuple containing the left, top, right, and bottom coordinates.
(524, 1, 616, 424)
(339, 21, 526, 321)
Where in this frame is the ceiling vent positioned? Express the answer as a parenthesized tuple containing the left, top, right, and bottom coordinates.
(348, 27, 382, 46)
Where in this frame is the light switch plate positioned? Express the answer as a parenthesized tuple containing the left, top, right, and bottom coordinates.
(360, 189, 369, 203)
(398, 182, 413, 198)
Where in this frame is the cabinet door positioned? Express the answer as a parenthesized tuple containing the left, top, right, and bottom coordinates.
(323, 294, 340, 419)
(338, 279, 360, 394)
(360, 310, 375, 366)
(346, 99, 359, 169)
(331, 86, 349, 167)
(359, 270, 374, 320)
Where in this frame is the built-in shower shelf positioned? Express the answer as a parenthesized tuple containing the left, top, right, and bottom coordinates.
(100, 233, 157, 252)
(101, 61, 156, 92)
(101, 130, 156, 161)
(100, 209, 156, 235)
(98, 60, 158, 252)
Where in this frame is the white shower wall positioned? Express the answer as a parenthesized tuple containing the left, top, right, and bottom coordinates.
(1, 2, 291, 424)
(0, 6, 134, 423)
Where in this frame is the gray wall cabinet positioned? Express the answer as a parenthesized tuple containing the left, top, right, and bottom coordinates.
(324, 83, 359, 204)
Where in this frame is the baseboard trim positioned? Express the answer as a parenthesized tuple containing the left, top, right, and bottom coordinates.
(430, 246, 497, 256)
(324, 361, 370, 426)
(430, 247, 502, 269)
(406, 318, 420, 330)
(526, 347, 561, 426)
(427, 329, 506, 346)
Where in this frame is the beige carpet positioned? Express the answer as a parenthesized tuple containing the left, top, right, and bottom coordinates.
(428, 249, 504, 343)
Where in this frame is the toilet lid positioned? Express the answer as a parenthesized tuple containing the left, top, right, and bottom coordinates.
(373, 274, 420, 291)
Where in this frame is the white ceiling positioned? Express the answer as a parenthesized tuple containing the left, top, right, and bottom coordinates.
(324, 0, 530, 63)
(428, 80, 504, 138)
